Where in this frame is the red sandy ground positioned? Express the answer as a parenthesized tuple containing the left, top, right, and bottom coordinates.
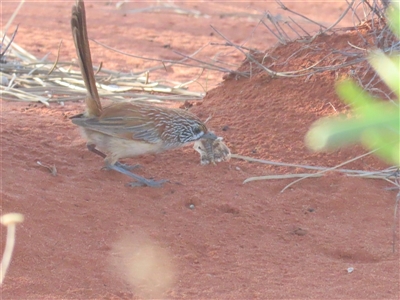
(1, 1, 399, 299)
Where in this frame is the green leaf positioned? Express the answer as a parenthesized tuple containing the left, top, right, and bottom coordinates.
(368, 50, 400, 99)
(360, 128, 400, 165)
(305, 3, 400, 166)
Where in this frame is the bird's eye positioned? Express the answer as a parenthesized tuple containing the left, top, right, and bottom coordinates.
(193, 126, 202, 135)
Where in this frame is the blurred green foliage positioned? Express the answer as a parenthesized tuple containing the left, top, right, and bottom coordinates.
(305, 2, 400, 166)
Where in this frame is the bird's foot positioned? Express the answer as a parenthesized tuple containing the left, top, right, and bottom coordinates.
(107, 163, 167, 188)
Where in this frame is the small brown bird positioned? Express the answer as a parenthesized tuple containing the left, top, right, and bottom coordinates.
(70, 0, 216, 187)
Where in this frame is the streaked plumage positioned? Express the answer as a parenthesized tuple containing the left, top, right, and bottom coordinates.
(70, 0, 216, 187)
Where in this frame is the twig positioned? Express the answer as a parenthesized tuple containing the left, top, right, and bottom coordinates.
(347, 0, 362, 24)
(231, 154, 397, 177)
(36, 161, 57, 176)
(244, 173, 322, 184)
(1, 0, 25, 44)
(314, 0, 357, 38)
(275, 18, 292, 42)
(288, 16, 311, 37)
(260, 18, 286, 44)
(91, 38, 238, 74)
(284, 21, 302, 39)
(47, 39, 63, 75)
(275, 0, 327, 29)
(1, 25, 19, 60)
(0, 34, 38, 62)
(364, 0, 385, 19)
(280, 149, 377, 193)
(172, 49, 243, 75)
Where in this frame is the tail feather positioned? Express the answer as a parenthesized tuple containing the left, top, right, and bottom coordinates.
(71, 0, 102, 117)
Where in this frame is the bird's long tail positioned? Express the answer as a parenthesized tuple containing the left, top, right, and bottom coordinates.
(71, 0, 102, 117)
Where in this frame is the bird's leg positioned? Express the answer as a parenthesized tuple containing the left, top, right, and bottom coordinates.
(106, 162, 168, 188)
(115, 161, 141, 171)
(87, 144, 139, 171)
(87, 143, 106, 158)
(87, 144, 159, 186)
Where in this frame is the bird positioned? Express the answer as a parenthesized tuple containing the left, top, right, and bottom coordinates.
(70, 0, 217, 187)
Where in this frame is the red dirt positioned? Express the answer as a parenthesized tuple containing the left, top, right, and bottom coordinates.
(1, 2, 399, 299)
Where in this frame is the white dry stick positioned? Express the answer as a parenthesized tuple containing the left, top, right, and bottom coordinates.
(2, 0, 26, 43)
(0, 213, 24, 285)
(280, 149, 378, 193)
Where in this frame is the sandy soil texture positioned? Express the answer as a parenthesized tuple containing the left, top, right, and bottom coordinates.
(1, 1, 399, 299)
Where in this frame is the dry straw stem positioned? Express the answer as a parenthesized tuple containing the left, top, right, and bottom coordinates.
(232, 153, 398, 176)
(275, 0, 328, 30)
(36, 160, 57, 176)
(0, 45, 205, 104)
(1, 0, 25, 46)
(209, 23, 367, 79)
(1, 4, 207, 105)
(0, 213, 24, 285)
(244, 173, 323, 183)
(192, 0, 397, 101)
(284, 149, 375, 192)
(233, 149, 398, 191)
(240, 154, 400, 252)
(91, 38, 247, 79)
(311, 0, 357, 39)
(1, 26, 19, 61)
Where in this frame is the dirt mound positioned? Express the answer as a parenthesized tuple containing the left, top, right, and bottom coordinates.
(193, 30, 387, 174)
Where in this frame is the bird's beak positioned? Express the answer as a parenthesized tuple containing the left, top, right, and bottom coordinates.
(202, 131, 218, 140)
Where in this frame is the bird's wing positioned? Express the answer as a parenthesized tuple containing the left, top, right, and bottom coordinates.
(71, 103, 163, 144)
